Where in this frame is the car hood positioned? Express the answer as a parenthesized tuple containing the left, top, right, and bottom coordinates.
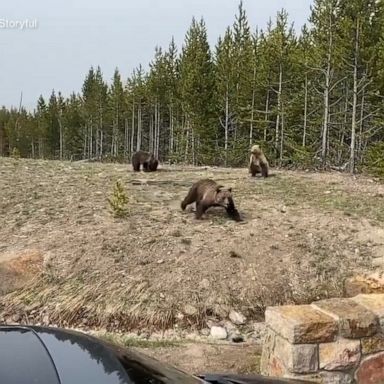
(199, 373, 315, 384)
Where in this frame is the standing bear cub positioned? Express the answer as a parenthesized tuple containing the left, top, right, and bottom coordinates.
(249, 144, 269, 178)
(181, 179, 242, 221)
(131, 150, 159, 172)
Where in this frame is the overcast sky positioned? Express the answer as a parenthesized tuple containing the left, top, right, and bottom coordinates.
(1, 0, 313, 110)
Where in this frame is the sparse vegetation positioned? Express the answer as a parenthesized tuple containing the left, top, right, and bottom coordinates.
(365, 142, 384, 179)
(10, 147, 20, 159)
(0, 158, 383, 333)
(107, 180, 130, 218)
(100, 332, 183, 349)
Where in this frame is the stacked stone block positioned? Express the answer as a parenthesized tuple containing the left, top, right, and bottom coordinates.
(261, 294, 384, 383)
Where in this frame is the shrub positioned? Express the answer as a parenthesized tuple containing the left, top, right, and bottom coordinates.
(107, 181, 130, 218)
(364, 142, 384, 178)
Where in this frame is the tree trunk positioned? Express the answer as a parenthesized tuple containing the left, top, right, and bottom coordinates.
(83, 124, 87, 159)
(338, 84, 349, 164)
(224, 83, 229, 167)
(150, 107, 154, 153)
(89, 119, 93, 159)
(124, 117, 129, 158)
(350, 19, 359, 175)
(130, 102, 135, 154)
(99, 103, 104, 159)
(169, 104, 174, 156)
(184, 118, 189, 163)
(136, 102, 142, 152)
(280, 102, 284, 166)
(58, 117, 63, 160)
(358, 90, 365, 162)
(156, 102, 160, 158)
(191, 126, 195, 165)
(264, 90, 270, 141)
(321, 13, 333, 166)
(275, 64, 283, 158)
(249, 66, 257, 146)
(302, 73, 308, 147)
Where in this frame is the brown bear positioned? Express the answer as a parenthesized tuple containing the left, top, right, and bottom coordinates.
(131, 151, 159, 172)
(249, 144, 269, 178)
(181, 179, 242, 221)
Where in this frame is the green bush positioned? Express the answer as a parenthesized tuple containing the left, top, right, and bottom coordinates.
(290, 146, 316, 169)
(107, 181, 130, 218)
(364, 142, 384, 178)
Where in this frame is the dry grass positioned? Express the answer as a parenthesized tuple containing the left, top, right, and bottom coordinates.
(1, 158, 383, 330)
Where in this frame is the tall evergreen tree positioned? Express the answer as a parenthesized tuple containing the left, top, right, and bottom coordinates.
(180, 17, 216, 164)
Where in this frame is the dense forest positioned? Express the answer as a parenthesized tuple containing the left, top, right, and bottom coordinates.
(1, 0, 384, 174)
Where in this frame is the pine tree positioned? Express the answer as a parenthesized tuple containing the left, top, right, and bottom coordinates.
(180, 17, 216, 164)
(215, 27, 235, 165)
(232, 0, 254, 145)
(109, 68, 125, 157)
(310, 0, 344, 166)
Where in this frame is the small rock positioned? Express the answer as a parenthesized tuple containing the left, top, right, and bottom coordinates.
(280, 206, 287, 213)
(138, 332, 150, 340)
(252, 322, 267, 340)
(355, 351, 384, 384)
(157, 259, 164, 264)
(200, 328, 210, 337)
(229, 310, 246, 325)
(185, 333, 200, 341)
(344, 273, 384, 296)
(11, 314, 21, 323)
(43, 314, 50, 324)
(183, 304, 198, 316)
(199, 278, 210, 289)
(223, 320, 237, 332)
(213, 304, 230, 318)
(210, 326, 228, 340)
(320, 339, 361, 370)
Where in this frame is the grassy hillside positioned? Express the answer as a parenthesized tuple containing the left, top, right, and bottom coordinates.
(1, 158, 383, 331)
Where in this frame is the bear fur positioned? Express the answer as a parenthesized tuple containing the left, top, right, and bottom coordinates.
(249, 144, 269, 178)
(181, 179, 242, 221)
(131, 151, 159, 172)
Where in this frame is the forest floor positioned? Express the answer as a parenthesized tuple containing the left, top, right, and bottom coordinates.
(1, 157, 384, 373)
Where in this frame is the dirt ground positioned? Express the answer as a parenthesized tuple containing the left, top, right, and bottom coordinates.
(134, 342, 261, 375)
(1, 158, 384, 332)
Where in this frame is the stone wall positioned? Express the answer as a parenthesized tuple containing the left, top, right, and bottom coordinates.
(260, 294, 384, 384)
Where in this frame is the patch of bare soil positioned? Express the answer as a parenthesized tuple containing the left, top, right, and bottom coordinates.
(0, 249, 43, 296)
(0, 158, 383, 331)
(134, 343, 261, 375)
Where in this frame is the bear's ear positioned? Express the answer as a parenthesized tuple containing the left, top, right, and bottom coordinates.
(216, 185, 224, 192)
(228, 187, 232, 193)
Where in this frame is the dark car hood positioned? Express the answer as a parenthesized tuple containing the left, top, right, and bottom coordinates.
(199, 373, 314, 384)
(0, 325, 313, 384)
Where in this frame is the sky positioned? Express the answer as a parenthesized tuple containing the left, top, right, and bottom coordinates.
(0, 0, 313, 111)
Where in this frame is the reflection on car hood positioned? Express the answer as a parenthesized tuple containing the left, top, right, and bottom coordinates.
(0, 325, 204, 384)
